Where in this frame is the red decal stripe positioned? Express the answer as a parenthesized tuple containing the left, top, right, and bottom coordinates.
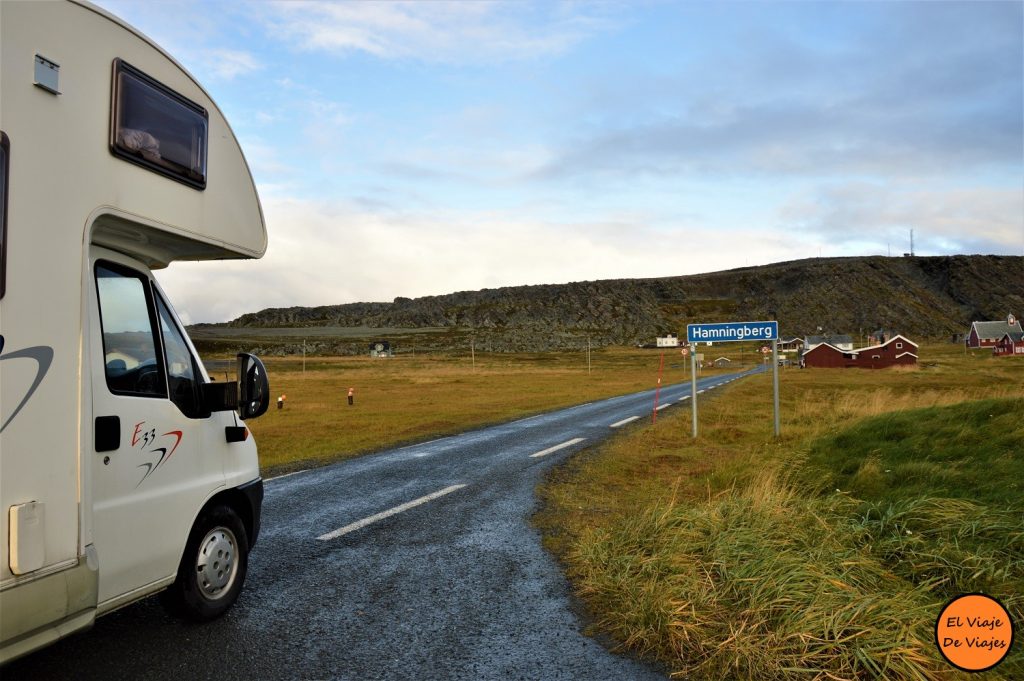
(162, 430, 183, 461)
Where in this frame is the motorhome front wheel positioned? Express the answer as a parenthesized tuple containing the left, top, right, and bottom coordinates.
(196, 526, 239, 599)
(162, 505, 250, 621)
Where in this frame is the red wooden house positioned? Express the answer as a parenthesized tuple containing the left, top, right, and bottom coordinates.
(966, 314, 1021, 349)
(802, 335, 918, 369)
(994, 329, 1024, 356)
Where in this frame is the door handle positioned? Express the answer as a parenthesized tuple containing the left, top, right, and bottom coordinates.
(95, 415, 120, 452)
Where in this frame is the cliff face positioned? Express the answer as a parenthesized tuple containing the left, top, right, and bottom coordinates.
(216, 255, 1023, 353)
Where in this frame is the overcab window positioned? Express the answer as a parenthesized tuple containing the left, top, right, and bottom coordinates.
(110, 59, 208, 189)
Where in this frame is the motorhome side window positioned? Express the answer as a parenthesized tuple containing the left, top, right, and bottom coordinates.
(96, 264, 167, 398)
(111, 59, 208, 189)
(155, 294, 202, 417)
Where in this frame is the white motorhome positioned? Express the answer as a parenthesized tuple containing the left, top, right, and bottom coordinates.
(1, 1, 272, 663)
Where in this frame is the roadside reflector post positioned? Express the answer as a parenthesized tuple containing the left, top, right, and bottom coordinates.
(652, 351, 665, 423)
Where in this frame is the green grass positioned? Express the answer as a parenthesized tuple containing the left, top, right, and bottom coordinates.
(803, 398, 1024, 507)
(801, 398, 1024, 675)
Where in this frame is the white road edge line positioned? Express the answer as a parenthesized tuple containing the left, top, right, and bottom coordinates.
(610, 416, 640, 428)
(530, 437, 586, 459)
(655, 403, 670, 411)
(266, 469, 308, 482)
(397, 436, 450, 451)
(317, 484, 467, 541)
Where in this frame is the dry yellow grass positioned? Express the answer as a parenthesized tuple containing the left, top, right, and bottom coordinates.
(534, 343, 1024, 679)
(213, 347, 749, 473)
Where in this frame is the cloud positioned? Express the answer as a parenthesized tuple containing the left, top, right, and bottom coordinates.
(537, 84, 1019, 183)
(534, 2, 1022, 183)
(778, 183, 1024, 255)
(197, 48, 262, 80)
(155, 196, 800, 324)
(265, 0, 615, 63)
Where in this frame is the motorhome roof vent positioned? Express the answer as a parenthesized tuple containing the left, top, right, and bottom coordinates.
(34, 55, 60, 95)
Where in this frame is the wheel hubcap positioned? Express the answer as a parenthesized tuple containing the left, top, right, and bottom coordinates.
(195, 527, 238, 600)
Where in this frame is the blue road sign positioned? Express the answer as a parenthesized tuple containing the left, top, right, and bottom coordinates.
(687, 321, 778, 344)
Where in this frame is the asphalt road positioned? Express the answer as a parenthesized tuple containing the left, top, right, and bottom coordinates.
(6, 367, 760, 680)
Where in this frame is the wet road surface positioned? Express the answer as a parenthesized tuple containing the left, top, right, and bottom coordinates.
(5, 368, 757, 680)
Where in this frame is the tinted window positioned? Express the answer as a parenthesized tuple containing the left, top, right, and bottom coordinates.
(111, 60, 208, 189)
(96, 264, 166, 397)
(156, 293, 201, 417)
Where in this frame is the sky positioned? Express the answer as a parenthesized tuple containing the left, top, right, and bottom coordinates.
(94, 0, 1024, 325)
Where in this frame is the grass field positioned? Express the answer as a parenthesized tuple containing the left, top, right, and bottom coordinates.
(216, 340, 1022, 678)
(534, 345, 1024, 679)
(217, 346, 749, 474)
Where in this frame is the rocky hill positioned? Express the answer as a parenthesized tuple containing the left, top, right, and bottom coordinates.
(206, 255, 1023, 354)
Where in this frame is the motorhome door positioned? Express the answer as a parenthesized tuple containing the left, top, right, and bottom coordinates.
(88, 246, 220, 606)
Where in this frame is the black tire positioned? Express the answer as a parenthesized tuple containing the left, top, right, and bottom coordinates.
(161, 505, 249, 622)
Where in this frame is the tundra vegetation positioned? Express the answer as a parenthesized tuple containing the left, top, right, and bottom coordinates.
(192, 255, 1024, 355)
(212, 341, 1021, 678)
(534, 344, 1023, 679)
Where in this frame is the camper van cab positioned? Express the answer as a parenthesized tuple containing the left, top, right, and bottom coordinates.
(1, 1, 271, 663)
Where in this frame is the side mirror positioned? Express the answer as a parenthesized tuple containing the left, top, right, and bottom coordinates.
(237, 353, 270, 420)
(201, 381, 238, 413)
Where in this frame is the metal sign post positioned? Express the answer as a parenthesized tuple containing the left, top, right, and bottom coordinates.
(690, 345, 698, 437)
(686, 321, 781, 439)
(772, 338, 780, 437)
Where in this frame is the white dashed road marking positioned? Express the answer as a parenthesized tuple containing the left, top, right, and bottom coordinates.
(318, 484, 468, 541)
(529, 437, 586, 459)
(610, 416, 640, 428)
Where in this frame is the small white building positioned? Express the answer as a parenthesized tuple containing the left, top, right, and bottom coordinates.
(656, 334, 680, 348)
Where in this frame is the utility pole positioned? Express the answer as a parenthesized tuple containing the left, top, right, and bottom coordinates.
(471, 338, 475, 371)
(302, 338, 306, 376)
(772, 339, 781, 438)
(587, 337, 591, 375)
